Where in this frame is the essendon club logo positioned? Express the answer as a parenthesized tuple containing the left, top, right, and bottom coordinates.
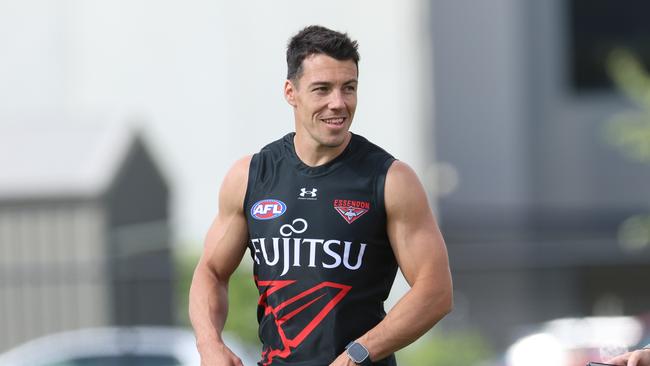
(251, 199, 287, 220)
(256, 278, 351, 365)
(333, 199, 370, 224)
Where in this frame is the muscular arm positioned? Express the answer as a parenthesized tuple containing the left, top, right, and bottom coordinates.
(189, 156, 252, 366)
(331, 161, 453, 365)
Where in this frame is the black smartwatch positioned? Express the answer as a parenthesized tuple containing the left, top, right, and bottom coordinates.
(345, 341, 371, 365)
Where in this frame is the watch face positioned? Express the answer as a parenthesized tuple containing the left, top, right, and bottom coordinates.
(347, 343, 369, 363)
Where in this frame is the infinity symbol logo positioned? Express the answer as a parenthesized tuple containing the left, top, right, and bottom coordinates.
(280, 218, 308, 237)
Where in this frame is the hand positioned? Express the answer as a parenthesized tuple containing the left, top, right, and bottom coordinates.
(606, 348, 650, 366)
(199, 342, 244, 366)
(329, 351, 356, 366)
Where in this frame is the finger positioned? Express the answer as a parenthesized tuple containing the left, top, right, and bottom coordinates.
(627, 350, 642, 366)
(606, 353, 630, 365)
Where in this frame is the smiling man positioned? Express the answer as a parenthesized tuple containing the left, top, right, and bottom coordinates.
(189, 25, 453, 366)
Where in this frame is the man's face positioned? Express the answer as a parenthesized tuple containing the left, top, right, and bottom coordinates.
(285, 54, 358, 148)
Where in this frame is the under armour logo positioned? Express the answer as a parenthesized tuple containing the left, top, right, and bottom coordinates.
(298, 188, 318, 200)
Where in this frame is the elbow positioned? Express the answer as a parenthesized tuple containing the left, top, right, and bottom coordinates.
(442, 293, 453, 317)
(428, 285, 453, 325)
(436, 289, 453, 319)
(442, 283, 454, 315)
(408, 273, 454, 328)
(443, 282, 453, 312)
(193, 257, 221, 282)
(439, 275, 454, 317)
(416, 291, 452, 334)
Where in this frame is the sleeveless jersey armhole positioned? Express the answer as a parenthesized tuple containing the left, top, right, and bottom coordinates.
(376, 157, 396, 223)
(243, 153, 260, 213)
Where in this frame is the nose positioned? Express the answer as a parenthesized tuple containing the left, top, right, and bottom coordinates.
(328, 90, 345, 110)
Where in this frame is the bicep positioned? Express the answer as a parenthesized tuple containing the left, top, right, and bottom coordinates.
(201, 207, 249, 280)
(200, 156, 252, 281)
(385, 161, 450, 286)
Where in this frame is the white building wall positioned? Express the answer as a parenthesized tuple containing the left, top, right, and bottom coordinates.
(0, 203, 109, 351)
(431, 0, 530, 210)
(0, 0, 433, 245)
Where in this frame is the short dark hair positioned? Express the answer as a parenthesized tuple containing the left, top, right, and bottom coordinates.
(286, 25, 360, 82)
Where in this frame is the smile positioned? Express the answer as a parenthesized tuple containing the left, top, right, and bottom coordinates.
(321, 117, 345, 126)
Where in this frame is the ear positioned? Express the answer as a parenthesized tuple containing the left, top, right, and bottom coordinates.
(284, 79, 297, 107)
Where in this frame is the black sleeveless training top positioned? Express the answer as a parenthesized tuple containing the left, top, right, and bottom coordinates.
(244, 132, 398, 366)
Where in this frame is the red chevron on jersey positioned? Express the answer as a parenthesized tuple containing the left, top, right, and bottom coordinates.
(333, 199, 370, 224)
(255, 278, 352, 365)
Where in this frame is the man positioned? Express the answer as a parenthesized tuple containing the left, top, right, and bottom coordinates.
(189, 25, 452, 365)
(607, 347, 650, 366)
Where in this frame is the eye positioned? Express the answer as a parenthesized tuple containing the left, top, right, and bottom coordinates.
(312, 86, 330, 95)
(344, 85, 356, 92)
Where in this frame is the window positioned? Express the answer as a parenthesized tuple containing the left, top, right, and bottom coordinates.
(569, 0, 650, 91)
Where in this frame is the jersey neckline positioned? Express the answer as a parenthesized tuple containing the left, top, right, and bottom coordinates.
(283, 132, 355, 177)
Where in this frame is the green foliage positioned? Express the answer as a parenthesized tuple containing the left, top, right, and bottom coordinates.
(617, 214, 650, 252)
(222, 261, 260, 345)
(604, 49, 650, 162)
(174, 249, 260, 345)
(396, 331, 494, 366)
(604, 49, 650, 252)
(174, 249, 199, 326)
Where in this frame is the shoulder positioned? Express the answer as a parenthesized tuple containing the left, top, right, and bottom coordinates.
(386, 161, 419, 186)
(387, 160, 418, 180)
(219, 155, 253, 212)
(384, 161, 428, 212)
(224, 155, 253, 185)
(229, 133, 294, 176)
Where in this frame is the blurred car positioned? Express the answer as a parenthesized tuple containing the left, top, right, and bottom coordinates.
(501, 315, 647, 366)
(0, 326, 259, 366)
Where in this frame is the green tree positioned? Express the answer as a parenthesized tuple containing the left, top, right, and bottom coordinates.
(604, 49, 650, 162)
(604, 50, 650, 250)
(396, 330, 494, 366)
(174, 250, 259, 345)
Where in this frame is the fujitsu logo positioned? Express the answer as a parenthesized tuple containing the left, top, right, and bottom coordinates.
(250, 218, 367, 276)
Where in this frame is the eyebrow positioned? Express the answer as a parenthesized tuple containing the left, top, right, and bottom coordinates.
(308, 79, 358, 88)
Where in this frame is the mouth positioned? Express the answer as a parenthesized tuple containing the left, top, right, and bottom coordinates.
(320, 117, 346, 126)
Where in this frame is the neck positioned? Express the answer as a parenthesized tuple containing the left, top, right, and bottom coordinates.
(293, 132, 351, 167)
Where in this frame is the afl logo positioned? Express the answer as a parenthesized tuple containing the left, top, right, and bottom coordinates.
(251, 199, 287, 220)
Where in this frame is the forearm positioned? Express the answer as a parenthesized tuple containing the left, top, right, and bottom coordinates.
(358, 279, 452, 361)
(189, 262, 230, 351)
